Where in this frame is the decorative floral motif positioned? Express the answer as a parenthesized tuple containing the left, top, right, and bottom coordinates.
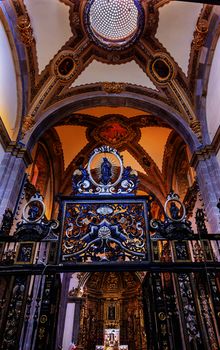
(178, 274, 201, 345)
(198, 285, 218, 349)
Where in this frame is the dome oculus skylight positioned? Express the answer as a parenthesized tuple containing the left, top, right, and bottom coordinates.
(84, 0, 144, 49)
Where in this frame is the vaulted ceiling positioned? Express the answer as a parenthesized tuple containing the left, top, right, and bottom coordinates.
(1, 0, 218, 143)
(0, 0, 220, 206)
(9, 0, 214, 126)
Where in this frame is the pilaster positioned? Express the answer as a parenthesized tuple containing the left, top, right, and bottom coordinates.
(0, 143, 32, 220)
(191, 147, 220, 233)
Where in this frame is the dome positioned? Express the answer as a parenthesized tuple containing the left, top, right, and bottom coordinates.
(84, 0, 144, 49)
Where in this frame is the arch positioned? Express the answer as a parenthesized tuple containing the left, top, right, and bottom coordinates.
(25, 91, 200, 153)
(194, 7, 220, 145)
(0, 4, 29, 140)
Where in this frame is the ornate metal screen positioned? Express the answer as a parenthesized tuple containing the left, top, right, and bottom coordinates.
(60, 197, 149, 262)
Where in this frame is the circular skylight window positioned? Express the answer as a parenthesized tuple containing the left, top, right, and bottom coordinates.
(84, 0, 144, 49)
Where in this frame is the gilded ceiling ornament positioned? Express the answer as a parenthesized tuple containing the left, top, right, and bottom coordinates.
(17, 14, 33, 46)
(71, 12, 80, 26)
(148, 54, 175, 85)
(190, 120, 202, 142)
(91, 118, 136, 147)
(193, 19, 208, 50)
(102, 82, 125, 94)
(106, 53, 120, 62)
(99, 122, 129, 144)
(53, 51, 80, 82)
(21, 115, 35, 138)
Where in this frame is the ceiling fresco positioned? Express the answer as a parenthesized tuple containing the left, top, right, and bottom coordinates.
(55, 119, 171, 172)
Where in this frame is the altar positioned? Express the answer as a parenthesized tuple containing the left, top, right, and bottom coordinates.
(95, 329, 128, 350)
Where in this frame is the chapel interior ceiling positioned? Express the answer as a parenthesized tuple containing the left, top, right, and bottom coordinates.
(55, 107, 171, 172)
(0, 0, 218, 146)
(0, 0, 215, 212)
(7, 0, 214, 144)
(37, 105, 190, 207)
(21, 0, 203, 77)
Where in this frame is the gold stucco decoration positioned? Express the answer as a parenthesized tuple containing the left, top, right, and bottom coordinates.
(53, 51, 81, 82)
(147, 53, 175, 85)
(102, 82, 125, 93)
(17, 14, 34, 46)
(190, 120, 202, 142)
(193, 19, 208, 50)
(21, 115, 35, 138)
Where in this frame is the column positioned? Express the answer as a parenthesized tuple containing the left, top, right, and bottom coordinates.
(0, 144, 32, 220)
(191, 150, 220, 233)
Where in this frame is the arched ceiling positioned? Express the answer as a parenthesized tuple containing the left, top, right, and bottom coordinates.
(22, 0, 203, 78)
(51, 108, 175, 203)
(24, 0, 72, 73)
(156, 1, 203, 75)
(86, 272, 141, 293)
(0, 0, 219, 166)
(206, 35, 220, 141)
(71, 60, 157, 90)
(55, 122, 171, 172)
(0, 19, 18, 138)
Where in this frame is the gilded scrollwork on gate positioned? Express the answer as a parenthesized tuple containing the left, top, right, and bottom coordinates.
(61, 200, 148, 262)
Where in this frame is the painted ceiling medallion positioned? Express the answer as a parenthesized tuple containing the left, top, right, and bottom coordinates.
(84, 0, 144, 50)
(91, 119, 135, 147)
(99, 122, 129, 144)
(53, 51, 80, 82)
(148, 54, 175, 85)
